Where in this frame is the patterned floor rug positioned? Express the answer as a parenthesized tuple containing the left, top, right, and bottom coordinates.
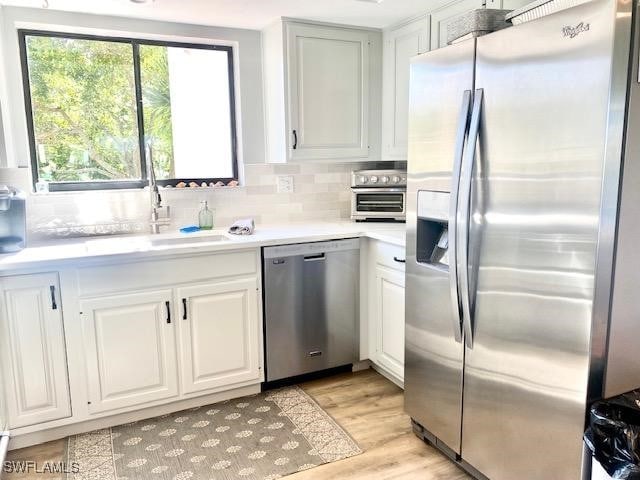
(65, 386, 361, 480)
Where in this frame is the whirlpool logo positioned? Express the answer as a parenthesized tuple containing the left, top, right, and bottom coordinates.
(562, 22, 590, 38)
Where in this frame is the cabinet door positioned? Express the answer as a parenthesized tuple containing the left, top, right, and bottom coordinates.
(430, 0, 486, 50)
(487, 0, 531, 9)
(177, 278, 260, 394)
(374, 265, 405, 381)
(80, 290, 178, 414)
(0, 273, 71, 428)
(287, 23, 370, 160)
(382, 17, 429, 160)
(0, 361, 6, 433)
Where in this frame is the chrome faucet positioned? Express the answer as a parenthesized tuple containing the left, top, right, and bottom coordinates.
(146, 142, 171, 234)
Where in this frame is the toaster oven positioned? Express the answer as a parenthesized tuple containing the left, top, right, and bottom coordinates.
(351, 170, 406, 222)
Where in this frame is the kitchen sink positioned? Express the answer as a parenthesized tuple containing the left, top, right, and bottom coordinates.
(85, 232, 230, 253)
(149, 235, 229, 247)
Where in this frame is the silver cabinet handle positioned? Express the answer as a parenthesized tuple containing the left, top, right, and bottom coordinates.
(448, 90, 472, 344)
(459, 88, 483, 349)
(50, 285, 57, 310)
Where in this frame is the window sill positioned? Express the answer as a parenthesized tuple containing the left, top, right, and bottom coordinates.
(30, 184, 245, 196)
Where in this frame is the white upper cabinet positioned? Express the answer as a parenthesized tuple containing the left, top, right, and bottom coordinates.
(177, 278, 261, 394)
(263, 20, 381, 163)
(80, 290, 179, 414)
(487, 0, 532, 10)
(288, 24, 370, 160)
(0, 273, 71, 428)
(430, 0, 487, 50)
(381, 16, 430, 160)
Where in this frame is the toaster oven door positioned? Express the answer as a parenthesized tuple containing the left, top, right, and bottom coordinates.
(351, 188, 406, 219)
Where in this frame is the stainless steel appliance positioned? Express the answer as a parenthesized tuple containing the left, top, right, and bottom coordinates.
(351, 169, 406, 222)
(0, 185, 26, 253)
(405, 1, 640, 479)
(263, 239, 359, 382)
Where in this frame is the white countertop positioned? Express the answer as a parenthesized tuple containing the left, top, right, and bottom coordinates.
(0, 221, 406, 271)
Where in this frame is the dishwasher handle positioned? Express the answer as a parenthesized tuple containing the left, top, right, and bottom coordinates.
(303, 253, 326, 262)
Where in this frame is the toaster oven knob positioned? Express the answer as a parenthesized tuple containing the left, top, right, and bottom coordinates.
(381, 176, 390, 183)
(359, 176, 368, 184)
(370, 175, 379, 183)
(392, 175, 401, 184)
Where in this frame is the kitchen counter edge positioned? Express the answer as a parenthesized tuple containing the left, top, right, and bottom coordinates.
(0, 222, 406, 272)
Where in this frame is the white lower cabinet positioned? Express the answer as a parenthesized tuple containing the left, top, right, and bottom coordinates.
(0, 273, 71, 428)
(75, 250, 262, 419)
(177, 278, 261, 394)
(79, 290, 179, 414)
(374, 265, 406, 381)
(367, 240, 406, 385)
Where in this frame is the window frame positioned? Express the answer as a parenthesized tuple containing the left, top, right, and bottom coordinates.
(18, 29, 239, 192)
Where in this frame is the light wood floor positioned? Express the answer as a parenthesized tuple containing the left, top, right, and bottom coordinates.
(5, 369, 470, 479)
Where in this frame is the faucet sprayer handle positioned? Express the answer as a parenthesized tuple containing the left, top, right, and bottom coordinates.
(145, 142, 157, 188)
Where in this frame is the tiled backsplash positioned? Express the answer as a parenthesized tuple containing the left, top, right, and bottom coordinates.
(1, 162, 405, 244)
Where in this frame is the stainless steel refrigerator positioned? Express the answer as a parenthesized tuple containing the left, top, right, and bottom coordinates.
(404, 0, 640, 478)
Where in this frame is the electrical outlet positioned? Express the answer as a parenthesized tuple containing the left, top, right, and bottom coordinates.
(277, 175, 294, 193)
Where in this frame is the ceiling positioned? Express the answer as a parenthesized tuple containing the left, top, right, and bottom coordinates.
(0, 0, 442, 30)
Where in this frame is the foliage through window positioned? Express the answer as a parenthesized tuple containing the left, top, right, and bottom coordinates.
(20, 31, 238, 191)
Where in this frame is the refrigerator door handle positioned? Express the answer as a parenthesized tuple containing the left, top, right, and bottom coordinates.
(459, 88, 483, 349)
(448, 89, 472, 344)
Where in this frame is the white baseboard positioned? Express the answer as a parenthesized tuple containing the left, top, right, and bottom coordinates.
(8, 384, 260, 451)
(370, 362, 404, 389)
(352, 360, 371, 372)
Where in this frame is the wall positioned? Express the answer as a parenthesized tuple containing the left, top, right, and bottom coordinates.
(1, 162, 404, 244)
(0, 6, 265, 168)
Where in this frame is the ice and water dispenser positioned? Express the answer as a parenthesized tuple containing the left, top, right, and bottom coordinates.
(416, 190, 451, 268)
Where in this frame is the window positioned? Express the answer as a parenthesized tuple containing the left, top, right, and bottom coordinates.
(19, 31, 238, 191)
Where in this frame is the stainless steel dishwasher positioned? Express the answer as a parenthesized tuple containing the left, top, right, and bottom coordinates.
(263, 239, 359, 382)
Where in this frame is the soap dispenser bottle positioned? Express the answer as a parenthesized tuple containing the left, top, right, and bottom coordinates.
(198, 201, 214, 230)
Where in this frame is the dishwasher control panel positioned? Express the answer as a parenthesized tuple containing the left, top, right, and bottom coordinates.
(263, 238, 360, 259)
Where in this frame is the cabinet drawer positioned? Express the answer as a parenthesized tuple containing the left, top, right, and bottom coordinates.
(373, 241, 406, 272)
(77, 250, 257, 296)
